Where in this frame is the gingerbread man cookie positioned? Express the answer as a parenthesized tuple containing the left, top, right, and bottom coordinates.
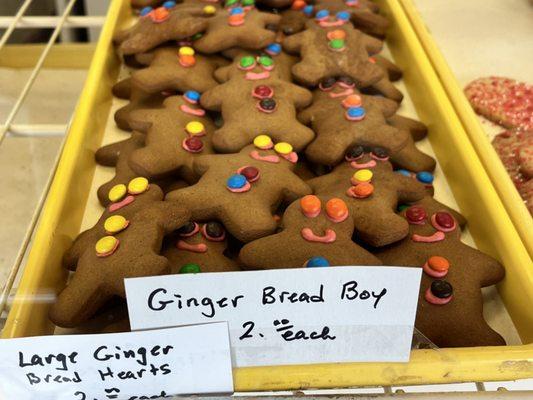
(308, 146, 427, 246)
(375, 198, 505, 347)
(283, 17, 383, 87)
(166, 138, 311, 242)
(163, 221, 241, 273)
(201, 54, 314, 152)
(128, 94, 215, 182)
(239, 194, 381, 269)
(112, 77, 132, 99)
(50, 199, 190, 327)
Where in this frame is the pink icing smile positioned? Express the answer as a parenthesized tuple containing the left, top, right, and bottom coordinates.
(108, 195, 135, 212)
(412, 231, 446, 243)
(281, 152, 298, 163)
(180, 104, 206, 116)
(227, 181, 251, 192)
(228, 19, 245, 27)
(350, 159, 376, 169)
(329, 88, 354, 98)
(245, 71, 270, 80)
(318, 20, 345, 28)
(422, 262, 448, 278)
(177, 240, 208, 253)
(250, 150, 280, 163)
(424, 287, 452, 305)
(301, 228, 337, 243)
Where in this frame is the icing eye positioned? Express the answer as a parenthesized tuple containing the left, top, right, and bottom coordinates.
(183, 90, 200, 104)
(304, 256, 330, 268)
(300, 194, 321, 218)
(416, 171, 434, 185)
(242, 0, 254, 6)
(258, 55, 274, 67)
(405, 205, 427, 224)
(229, 6, 244, 14)
(345, 145, 365, 161)
(203, 5, 217, 14)
(264, 43, 281, 55)
(431, 211, 457, 232)
(202, 222, 226, 241)
(315, 9, 329, 20)
(370, 146, 389, 160)
(336, 11, 350, 21)
(237, 165, 260, 182)
(108, 183, 127, 202)
(274, 142, 293, 155)
(325, 198, 349, 223)
(178, 221, 200, 237)
(225, 0, 238, 6)
(303, 5, 314, 16)
(319, 77, 337, 91)
(337, 76, 355, 88)
(162, 1, 176, 9)
(128, 177, 149, 194)
(179, 263, 201, 274)
(395, 169, 412, 177)
(253, 134, 274, 149)
(239, 56, 256, 70)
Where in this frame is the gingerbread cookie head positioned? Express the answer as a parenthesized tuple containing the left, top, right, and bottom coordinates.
(165, 140, 311, 242)
(239, 194, 382, 269)
(279, 3, 314, 36)
(192, 8, 281, 53)
(282, 15, 383, 87)
(375, 198, 505, 348)
(164, 221, 240, 273)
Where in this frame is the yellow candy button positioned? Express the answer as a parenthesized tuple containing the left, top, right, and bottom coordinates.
(178, 46, 195, 56)
(95, 236, 119, 257)
(185, 121, 205, 136)
(108, 184, 127, 202)
(128, 177, 149, 194)
(203, 5, 216, 14)
(353, 169, 373, 183)
(253, 134, 273, 149)
(274, 142, 293, 155)
(104, 215, 129, 234)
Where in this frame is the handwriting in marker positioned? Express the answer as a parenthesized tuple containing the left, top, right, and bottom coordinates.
(273, 319, 336, 342)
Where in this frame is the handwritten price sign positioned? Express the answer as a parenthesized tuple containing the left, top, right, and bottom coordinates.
(125, 267, 422, 367)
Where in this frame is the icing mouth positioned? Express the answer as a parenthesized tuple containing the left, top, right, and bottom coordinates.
(422, 262, 448, 278)
(350, 159, 376, 169)
(245, 71, 270, 80)
(329, 88, 354, 98)
(108, 195, 135, 212)
(318, 20, 345, 28)
(180, 104, 206, 116)
(412, 231, 446, 243)
(177, 240, 208, 253)
(424, 288, 452, 305)
(301, 228, 337, 243)
(250, 150, 280, 163)
(281, 152, 298, 163)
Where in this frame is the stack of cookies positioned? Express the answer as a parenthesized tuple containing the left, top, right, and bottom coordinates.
(50, 0, 506, 349)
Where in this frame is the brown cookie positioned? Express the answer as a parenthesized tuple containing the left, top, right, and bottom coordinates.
(308, 147, 426, 246)
(239, 194, 382, 269)
(128, 94, 216, 182)
(283, 18, 383, 87)
(201, 54, 314, 152)
(166, 140, 312, 242)
(193, 8, 280, 53)
(364, 55, 403, 102)
(132, 45, 228, 94)
(112, 77, 133, 99)
(375, 197, 505, 348)
(256, 0, 293, 8)
(50, 197, 190, 328)
(278, 6, 312, 36)
(163, 221, 241, 273)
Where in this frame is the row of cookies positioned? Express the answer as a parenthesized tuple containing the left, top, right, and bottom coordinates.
(49, 0, 506, 349)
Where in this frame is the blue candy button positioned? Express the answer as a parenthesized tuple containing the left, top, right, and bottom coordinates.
(229, 7, 244, 15)
(395, 169, 411, 177)
(346, 107, 365, 119)
(227, 174, 247, 189)
(336, 11, 350, 21)
(306, 256, 330, 268)
(416, 171, 434, 184)
(184, 90, 201, 103)
(140, 6, 153, 16)
(303, 5, 314, 16)
(265, 43, 281, 55)
(315, 9, 329, 19)
(163, 1, 176, 8)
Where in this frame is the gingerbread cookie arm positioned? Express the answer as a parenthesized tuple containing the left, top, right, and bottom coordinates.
(370, 95, 400, 117)
(128, 108, 158, 133)
(297, 102, 320, 125)
(350, 10, 389, 38)
(394, 172, 427, 203)
(112, 77, 132, 99)
(95, 140, 125, 167)
(387, 114, 428, 141)
(224, 206, 278, 243)
(62, 230, 98, 271)
(281, 173, 312, 203)
(373, 54, 402, 81)
(391, 136, 436, 172)
(370, 77, 403, 103)
(361, 33, 383, 55)
(282, 31, 305, 54)
(353, 205, 410, 247)
(200, 83, 228, 111)
(287, 82, 313, 109)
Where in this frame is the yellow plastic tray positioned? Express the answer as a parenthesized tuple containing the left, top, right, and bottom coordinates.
(398, 0, 533, 259)
(3, 0, 533, 390)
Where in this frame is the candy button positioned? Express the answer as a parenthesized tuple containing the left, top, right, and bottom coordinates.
(191, 32, 203, 41)
(328, 39, 345, 51)
(368, 56, 376, 63)
(185, 121, 205, 136)
(228, 13, 244, 25)
(226, 0, 238, 6)
(258, 98, 276, 112)
(300, 195, 321, 218)
(326, 198, 349, 222)
(397, 204, 409, 212)
(319, 76, 336, 90)
(352, 182, 374, 198)
(428, 256, 450, 272)
(315, 9, 329, 20)
(352, 168, 373, 183)
(128, 177, 149, 194)
(345, 144, 364, 160)
(108, 184, 127, 202)
(179, 263, 201, 274)
(327, 29, 346, 40)
(179, 54, 196, 67)
(140, 6, 153, 16)
(274, 142, 293, 155)
(203, 5, 217, 14)
(431, 280, 453, 299)
(151, 7, 170, 22)
(338, 75, 355, 87)
(242, 0, 255, 6)
(371, 146, 389, 160)
(258, 55, 274, 67)
(227, 174, 247, 189)
(346, 107, 366, 121)
(178, 221, 198, 236)
(406, 205, 426, 223)
(184, 136, 204, 152)
(303, 5, 314, 15)
(336, 11, 350, 21)
(104, 215, 129, 234)
(240, 166, 260, 182)
(342, 94, 362, 108)
(163, 1, 176, 8)
(265, 43, 281, 55)
(305, 256, 330, 268)
(253, 85, 273, 99)
(416, 171, 434, 184)
(184, 90, 201, 103)
(178, 46, 195, 56)
(254, 134, 273, 149)
(240, 55, 255, 69)
(291, 0, 306, 10)
(204, 222, 225, 239)
(229, 6, 244, 14)
(95, 236, 119, 257)
(396, 169, 411, 177)
(434, 211, 455, 230)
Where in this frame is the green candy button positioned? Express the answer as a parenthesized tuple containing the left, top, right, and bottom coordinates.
(242, 0, 255, 6)
(397, 204, 410, 212)
(225, 0, 238, 6)
(258, 55, 273, 67)
(240, 55, 255, 68)
(191, 32, 203, 41)
(179, 263, 201, 274)
(329, 39, 345, 50)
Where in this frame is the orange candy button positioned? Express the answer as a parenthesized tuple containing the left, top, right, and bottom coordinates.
(428, 256, 450, 272)
(352, 182, 374, 198)
(300, 195, 321, 217)
(325, 198, 348, 222)
(228, 14, 244, 24)
(342, 94, 362, 108)
(179, 54, 196, 67)
(152, 7, 169, 22)
(328, 29, 346, 40)
(292, 0, 306, 10)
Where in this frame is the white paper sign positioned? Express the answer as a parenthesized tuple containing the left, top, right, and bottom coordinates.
(0, 323, 233, 400)
(125, 267, 421, 367)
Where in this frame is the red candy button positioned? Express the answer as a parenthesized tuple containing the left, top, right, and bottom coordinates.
(252, 85, 274, 99)
(184, 136, 203, 152)
(240, 166, 260, 182)
(434, 212, 455, 230)
(406, 206, 426, 224)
